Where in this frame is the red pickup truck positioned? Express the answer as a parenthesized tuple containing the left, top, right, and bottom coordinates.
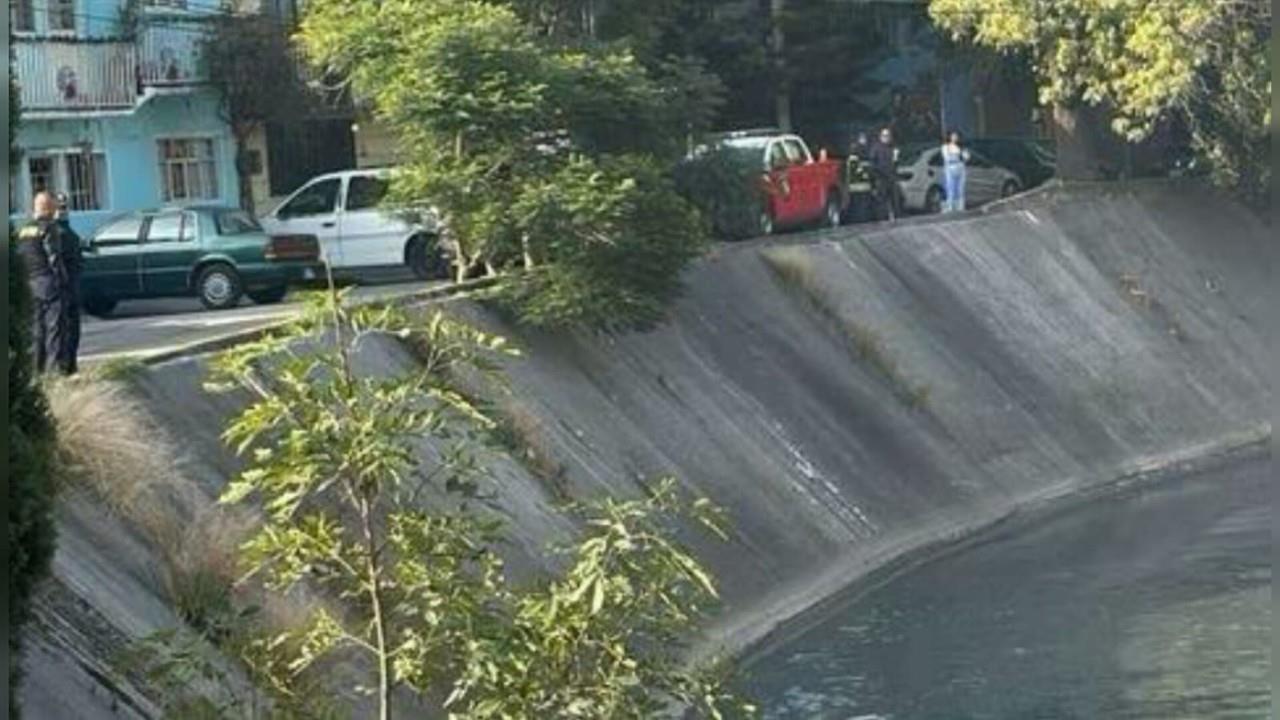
(714, 131, 848, 235)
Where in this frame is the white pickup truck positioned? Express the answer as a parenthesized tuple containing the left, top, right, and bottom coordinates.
(261, 169, 448, 279)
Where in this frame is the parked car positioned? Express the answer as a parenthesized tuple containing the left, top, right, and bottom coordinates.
(79, 206, 321, 316)
(896, 143, 1023, 214)
(707, 130, 849, 235)
(966, 137, 1057, 189)
(261, 169, 449, 280)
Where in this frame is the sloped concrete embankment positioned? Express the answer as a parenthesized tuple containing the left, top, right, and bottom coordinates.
(26, 182, 1273, 717)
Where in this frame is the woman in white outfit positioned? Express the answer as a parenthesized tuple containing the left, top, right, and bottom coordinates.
(941, 130, 970, 213)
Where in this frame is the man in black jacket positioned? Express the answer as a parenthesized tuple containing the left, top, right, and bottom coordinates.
(55, 192, 84, 374)
(14, 191, 77, 374)
(869, 127, 902, 221)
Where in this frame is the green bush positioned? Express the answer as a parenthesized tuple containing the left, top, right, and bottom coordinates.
(7, 242, 59, 719)
(494, 155, 709, 330)
(674, 146, 765, 241)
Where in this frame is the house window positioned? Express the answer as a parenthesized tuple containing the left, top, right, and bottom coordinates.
(11, 0, 35, 32)
(49, 0, 76, 32)
(26, 151, 109, 211)
(65, 154, 107, 210)
(158, 138, 219, 202)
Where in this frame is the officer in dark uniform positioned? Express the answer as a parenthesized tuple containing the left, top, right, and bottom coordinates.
(15, 191, 75, 375)
(55, 192, 85, 374)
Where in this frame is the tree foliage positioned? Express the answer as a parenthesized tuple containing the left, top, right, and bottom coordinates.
(297, 0, 715, 330)
(8, 63, 59, 720)
(930, 0, 1271, 204)
(205, 290, 751, 719)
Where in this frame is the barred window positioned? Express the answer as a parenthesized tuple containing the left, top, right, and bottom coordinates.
(158, 138, 219, 202)
(26, 152, 108, 211)
(49, 0, 75, 32)
(10, 0, 34, 32)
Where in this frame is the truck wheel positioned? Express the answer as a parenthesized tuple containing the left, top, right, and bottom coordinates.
(758, 209, 775, 236)
(823, 193, 843, 229)
(248, 285, 288, 305)
(407, 235, 449, 280)
(925, 186, 944, 214)
(82, 295, 117, 318)
(196, 263, 243, 311)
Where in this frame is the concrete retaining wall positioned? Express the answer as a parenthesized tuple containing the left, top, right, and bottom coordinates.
(23, 181, 1273, 717)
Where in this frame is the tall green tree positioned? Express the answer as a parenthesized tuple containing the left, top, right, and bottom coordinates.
(298, 0, 714, 330)
(7, 58, 59, 720)
(207, 291, 752, 719)
(203, 12, 314, 214)
(930, 0, 1271, 204)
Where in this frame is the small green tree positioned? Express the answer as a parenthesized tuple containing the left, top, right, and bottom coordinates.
(298, 0, 713, 330)
(929, 0, 1271, 205)
(7, 52, 59, 720)
(207, 291, 750, 719)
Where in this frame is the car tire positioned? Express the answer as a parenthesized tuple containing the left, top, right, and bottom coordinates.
(196, 263, 243, 311)
(1001, 180, 1021, 198)
(925, 186, 944, 214)
(247, 285, 288, 305)
(82, 295, 117, 318)
(823, 193, 842, 229)
(407, 234, 449, 280)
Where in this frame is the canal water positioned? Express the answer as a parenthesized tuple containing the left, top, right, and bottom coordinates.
(740, 458, 1271, 719)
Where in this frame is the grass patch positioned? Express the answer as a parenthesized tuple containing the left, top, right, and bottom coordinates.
(488, 399, 572, 503)
(159, 509, 253, 639)
(762, 248, 932, 410)
(45, 377, 252, 640)
(45, 378, 183, 532)
(87, 356, 148, 383)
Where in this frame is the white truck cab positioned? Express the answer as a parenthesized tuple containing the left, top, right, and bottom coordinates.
(261, 169, 447, 279)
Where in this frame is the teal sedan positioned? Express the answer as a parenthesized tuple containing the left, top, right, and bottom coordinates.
(81, 206, 322, 316)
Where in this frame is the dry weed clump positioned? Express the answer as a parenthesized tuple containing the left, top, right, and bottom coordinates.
(490, 398, 571, 501)
(44, 378, 187, 534)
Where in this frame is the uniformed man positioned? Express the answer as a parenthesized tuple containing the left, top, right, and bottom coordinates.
(15, 191, 75, 375)
(55, 192, 84, 374)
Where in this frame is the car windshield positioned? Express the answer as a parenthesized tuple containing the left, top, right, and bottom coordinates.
(215, 209, 262, 235)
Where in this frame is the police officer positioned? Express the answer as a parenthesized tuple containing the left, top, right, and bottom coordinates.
(55, 192, 85, 374)
(869, 127, 902, 222)
(15, 191, 75, 375)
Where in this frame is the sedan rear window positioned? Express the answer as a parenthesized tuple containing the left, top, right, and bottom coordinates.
(216, 210, 262, 235)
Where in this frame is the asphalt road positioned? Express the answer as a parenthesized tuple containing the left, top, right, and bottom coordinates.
(79, 275, 438, 361)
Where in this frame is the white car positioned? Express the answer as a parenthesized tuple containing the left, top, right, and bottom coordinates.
(896, 144, 1023, 214)
(261, 169, 448, 279)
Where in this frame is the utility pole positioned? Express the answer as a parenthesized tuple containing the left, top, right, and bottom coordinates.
(770, 0, 792, 131)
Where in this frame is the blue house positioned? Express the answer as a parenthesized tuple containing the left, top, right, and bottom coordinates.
(9, 0, 241, 236)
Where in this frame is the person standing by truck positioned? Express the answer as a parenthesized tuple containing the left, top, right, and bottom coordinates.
(941, 130, 971, 213)
(869, 127, 901, 221)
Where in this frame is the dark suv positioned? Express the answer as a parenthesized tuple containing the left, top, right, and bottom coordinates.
(966, 138, 1057, 189)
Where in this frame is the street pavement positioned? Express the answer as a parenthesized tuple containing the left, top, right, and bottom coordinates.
(80, 276, 439, 361)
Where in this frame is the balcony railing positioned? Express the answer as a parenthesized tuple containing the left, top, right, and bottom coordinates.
(139, 20, 209, 86)
(13, 39, 139, 111)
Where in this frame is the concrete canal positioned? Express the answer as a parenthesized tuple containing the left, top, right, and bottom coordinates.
(740, 457, 1271, 719)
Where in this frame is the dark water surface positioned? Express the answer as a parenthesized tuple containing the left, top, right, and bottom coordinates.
(740, 459, 1271, 719)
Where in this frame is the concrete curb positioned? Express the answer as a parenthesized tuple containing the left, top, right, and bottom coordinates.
(82, 276, 500, 367)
